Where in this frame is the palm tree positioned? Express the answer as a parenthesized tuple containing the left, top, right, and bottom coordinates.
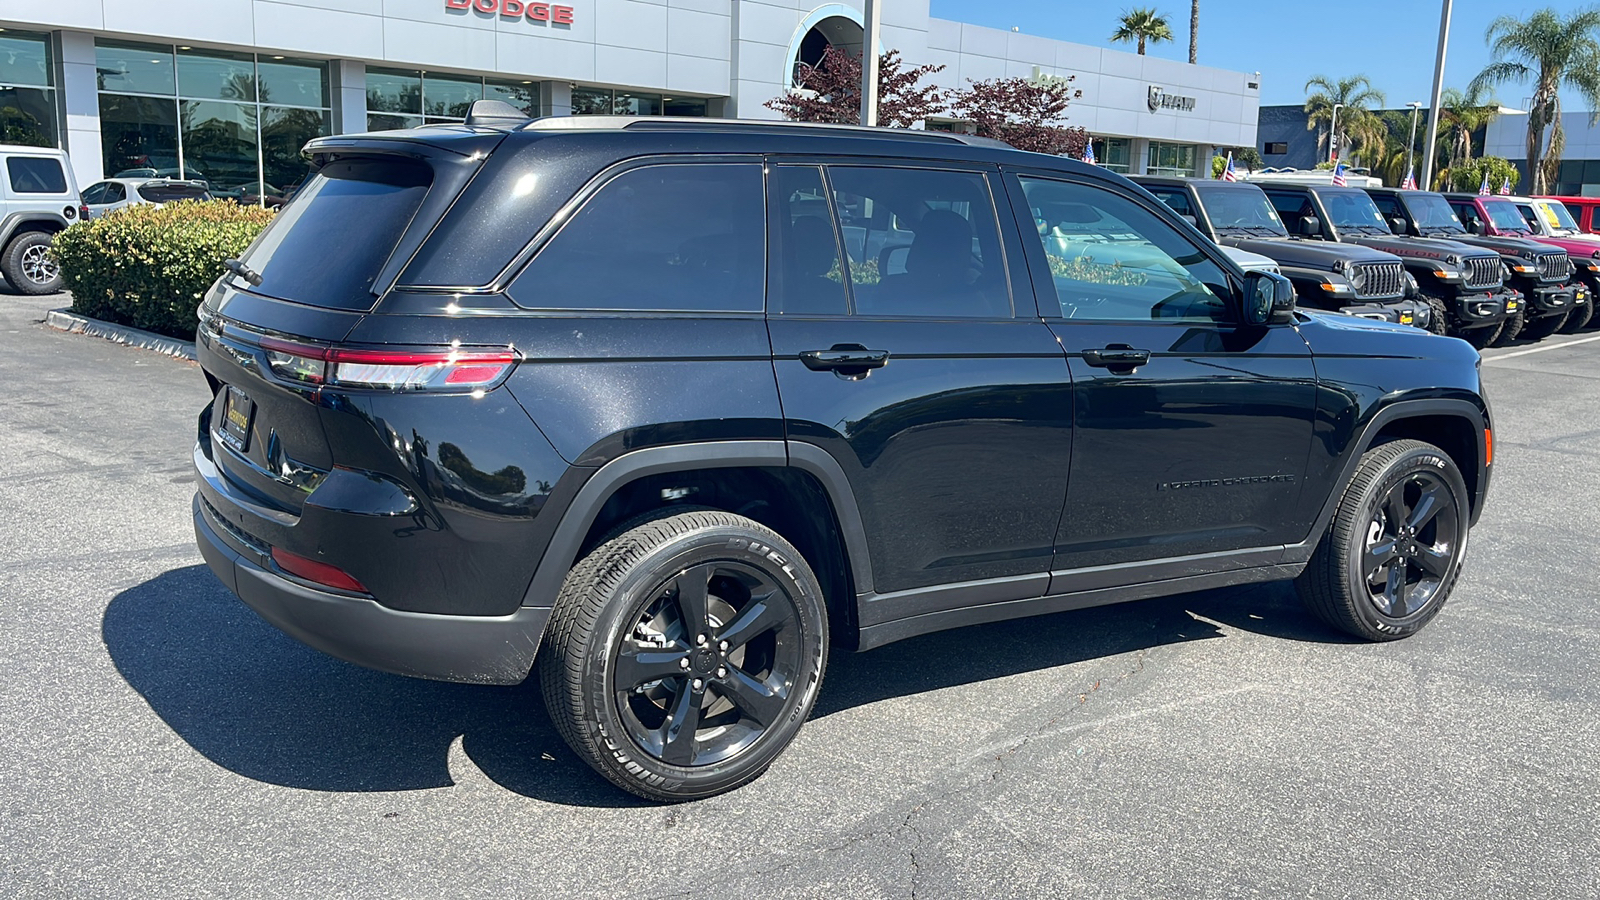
(1189, 0, 1199, 64)
(1471, 7, 1600, 194)
(1437, 84, 1500, 169)
(1110, 8, 1174, 56)
(1303, 74, 1386, 162)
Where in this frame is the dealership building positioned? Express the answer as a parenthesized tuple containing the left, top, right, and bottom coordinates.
(0, 0, 1260, 197)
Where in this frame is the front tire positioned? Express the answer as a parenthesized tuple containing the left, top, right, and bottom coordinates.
(1519, 310, 1568, 341)
(1, 232, 62, 295)
(540, 510, 828, 802)
(1462, 323, 1501, 349)
(1493, 308, 1525, 345)
(1295, 439, 1471, 641)
(1423, 296, 1451, 336)
(1558, 299, 1593, 333)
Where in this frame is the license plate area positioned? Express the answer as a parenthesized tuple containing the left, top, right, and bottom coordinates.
(219, 386, 255, 453)
(1399, 311, 1414, 325)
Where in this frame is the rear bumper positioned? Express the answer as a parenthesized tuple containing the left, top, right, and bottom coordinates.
(194, 493, 548, 685)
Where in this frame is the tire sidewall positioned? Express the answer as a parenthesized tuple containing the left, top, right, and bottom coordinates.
(5, 232, 61, 294)
(1342, 446, 1470, 638)
(577, 522, 827, 799)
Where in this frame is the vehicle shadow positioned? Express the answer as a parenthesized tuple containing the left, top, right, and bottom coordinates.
(103, 565, 1346, 808)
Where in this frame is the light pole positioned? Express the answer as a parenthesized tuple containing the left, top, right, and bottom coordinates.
(1421, 0, 1453, 191)
(1405, 101, 1423, 177)
(1329, 103, 1344, 163)
(859, 0, 882, 126)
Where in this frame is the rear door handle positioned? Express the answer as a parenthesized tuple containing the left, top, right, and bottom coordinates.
(1081, 346, 1151, 372)
(799, 346, 891, 372)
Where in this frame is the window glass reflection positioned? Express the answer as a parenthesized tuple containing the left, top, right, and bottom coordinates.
(97, 42, 176, 95)
(485, 79, 541, 117)
(0, 32, 51, 88)
(181, 100, 258, 194)
(423, 75, 482, 118)
(0, 86, 57, 147)
(257, 58, 328, 109)
(177, 49, 256, 102)
(366, 68, 422, 115)
(99, 93, 179, 175)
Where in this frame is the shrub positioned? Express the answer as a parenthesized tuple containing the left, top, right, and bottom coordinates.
(1443, 156, 1519, 194)
(51, 200, 275, 339)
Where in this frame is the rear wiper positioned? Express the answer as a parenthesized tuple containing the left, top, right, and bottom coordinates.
(224, 258, 263, 286)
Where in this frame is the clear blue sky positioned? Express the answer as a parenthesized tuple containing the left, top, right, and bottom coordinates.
(926, 0, 1594, 110)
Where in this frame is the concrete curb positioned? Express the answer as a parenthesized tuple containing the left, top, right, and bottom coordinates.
(44, 308, 196, 361)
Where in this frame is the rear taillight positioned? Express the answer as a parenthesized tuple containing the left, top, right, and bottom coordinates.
(78, 204, 90, 220)
(271, 547, 368, 593)
(258, 337, 517, 393)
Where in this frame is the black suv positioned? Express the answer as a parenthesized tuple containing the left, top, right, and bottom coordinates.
(1134, 176, 1429, 328)
(1260, 182, 1516, 348)
(192, 110, 1493, 802)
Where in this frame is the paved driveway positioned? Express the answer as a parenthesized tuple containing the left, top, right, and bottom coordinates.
(3, 294, 1597, 898)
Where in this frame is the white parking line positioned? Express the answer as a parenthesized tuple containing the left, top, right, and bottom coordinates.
(1482, 331, 1600, 361)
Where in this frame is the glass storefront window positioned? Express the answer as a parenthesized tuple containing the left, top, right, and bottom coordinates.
(368, 113, 422, 131)
(571, 87, 613, 116)
(257, 58, 329, 109)
(1091, 138, 1132, 174)
(422, 74, 482, 118)
(612, 91, 662, 116)
(177, 49, 256, 102)
(485, 78, 540, 117)
(180, 100, 258, 200)
(663, 97, 708, 117)
(99, 93, 179, 176)
(1147, 141, 1198, 178)
(96, 40, 332, 203)
(0, 87, 57, 148)
(366, 68, 422, 115)
(96, 41, 176, 95)
(0, 32, 52, 87)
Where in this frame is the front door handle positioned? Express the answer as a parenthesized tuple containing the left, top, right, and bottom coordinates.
(1082, 345, 1151, 373)
(799, 345, 891, 372)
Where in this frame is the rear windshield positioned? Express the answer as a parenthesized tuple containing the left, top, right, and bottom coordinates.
(137, 182, 209, 202)
(235, 158, 431, 310)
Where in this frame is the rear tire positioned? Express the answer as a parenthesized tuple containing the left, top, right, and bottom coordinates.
(539, 510, 828, 802)
(1519, 311, 1568, 341)
(1295, 439, 1470, 641)
(1, 231, 62, 295)
(1492, 309, 1525, 345)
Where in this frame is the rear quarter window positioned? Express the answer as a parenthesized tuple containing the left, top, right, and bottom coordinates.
(6, 157, 67, 194)
(508, 163, 765, 312)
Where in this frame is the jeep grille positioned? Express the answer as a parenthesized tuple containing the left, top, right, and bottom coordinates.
(1537, 251, 1572, 282)
(1350, 261, 1405, 300)
(1464, 256, 1503, 289)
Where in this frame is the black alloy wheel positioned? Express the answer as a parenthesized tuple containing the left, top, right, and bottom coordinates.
(1296, 439, 1470, 640)
(1360, 469, 1461, 621)
(541, 510, 827, 801)
(613, 560, 806, 768)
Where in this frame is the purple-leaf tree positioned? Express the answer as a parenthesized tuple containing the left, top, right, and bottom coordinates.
(766, 46, 948, 128)
(948, 76, 1090, 156)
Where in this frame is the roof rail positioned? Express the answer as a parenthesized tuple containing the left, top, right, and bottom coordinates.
(522, 115, 1015, 150)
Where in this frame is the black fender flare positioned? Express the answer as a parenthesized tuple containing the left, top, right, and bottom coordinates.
(1283, 396, 1489, 564)
(519, 440, 874, 607)
(0, 211, 70, 250)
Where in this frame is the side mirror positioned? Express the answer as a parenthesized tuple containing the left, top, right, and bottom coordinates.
(1244, 271, 1297, 326)
(1387, 215, 1408, 233)
(1464, 218, 1481, 234)
(1299, 215, 1322, 237)
(1180, 213, 1199, 227)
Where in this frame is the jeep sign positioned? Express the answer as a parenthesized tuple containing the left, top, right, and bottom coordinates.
(446, 0, 575, 24)
(1147, 86, 1196, 112)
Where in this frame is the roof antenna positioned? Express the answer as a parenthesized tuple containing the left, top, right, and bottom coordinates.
(465, 99, 530, 128)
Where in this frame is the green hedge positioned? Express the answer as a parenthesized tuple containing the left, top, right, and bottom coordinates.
(51, 200, 276, 339)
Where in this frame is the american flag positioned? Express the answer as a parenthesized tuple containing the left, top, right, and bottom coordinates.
(1478, 171, 1491, 195)
(1402, 168, 1417, 190)
(1498, 176, 1512, 195)
(1083, 141, 1096, 165)
(1331, 162, 1347, 187)
(1222, 152, 1237, 182)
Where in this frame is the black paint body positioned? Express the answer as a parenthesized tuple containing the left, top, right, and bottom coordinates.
(190, 121, 1494, 684)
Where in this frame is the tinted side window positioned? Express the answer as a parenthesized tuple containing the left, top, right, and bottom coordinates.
(1017, 175, 1232, 323)
(825, 166, 1011, 318)
(81, 183, 109, 205)
(1146, 186, 1192, 217)
(1369, 194, 1401, 217)
(771, 165, 848, 316)
(1451, 202, 1482, 230)
(511, 163, 765, 312)
(106, 183, 127, 203)
(7, 157, 67, 194)
(1265, 191, 1310, 230)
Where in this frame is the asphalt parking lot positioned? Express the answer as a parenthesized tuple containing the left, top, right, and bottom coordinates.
(3, 291, 1598, 899)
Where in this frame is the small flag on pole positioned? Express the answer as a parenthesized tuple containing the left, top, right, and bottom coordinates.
(1478, 171, 1491, 195)
(1083, 140, 1096, 165)
(1331, 162, 1347, 187)
(1222, 152, 1237, 182)
(1402, 168, 1417, 190)
(1498, 176, 1512, 195)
